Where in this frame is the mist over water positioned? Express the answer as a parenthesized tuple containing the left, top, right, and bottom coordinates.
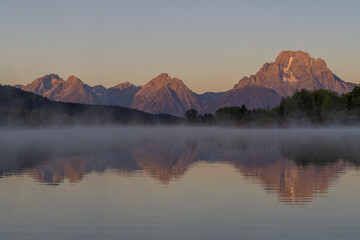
(1, 126, 360, 239)
(1, 126, 360, 195)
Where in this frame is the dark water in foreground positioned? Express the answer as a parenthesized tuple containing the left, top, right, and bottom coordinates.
(1, 127, 360, 240)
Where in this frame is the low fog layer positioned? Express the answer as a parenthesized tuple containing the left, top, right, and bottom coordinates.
(1, 126, 360, 160)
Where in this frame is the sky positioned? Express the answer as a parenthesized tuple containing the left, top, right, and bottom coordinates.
(0, 0, 359, 93)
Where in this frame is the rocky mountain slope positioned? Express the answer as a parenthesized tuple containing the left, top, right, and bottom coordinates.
(205, 86, 283, 112)
(131, 73, 202, 116)
(20, 74, 96, 104)
(233, 50, 355, 97)
(106, 82, 141, 107)
(205, 50, 355, 111)
(17, 74, 141, 108)
(15, 50, 356, 116)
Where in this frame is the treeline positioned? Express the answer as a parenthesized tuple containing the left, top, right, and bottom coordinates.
(2, 84, 360, 127)
(185, 86, 360, 126)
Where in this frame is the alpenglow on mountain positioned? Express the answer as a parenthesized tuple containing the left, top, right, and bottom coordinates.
(233, 50, 354, 96)
(131, 73, 202, 116)
(16, 50, 355, 116)
(18, 74, 141, 107)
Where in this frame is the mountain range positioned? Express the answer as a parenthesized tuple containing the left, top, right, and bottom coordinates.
(15, 50, 356, 116)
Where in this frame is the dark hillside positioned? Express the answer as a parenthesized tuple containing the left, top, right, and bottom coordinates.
(0, 85, 177, 126)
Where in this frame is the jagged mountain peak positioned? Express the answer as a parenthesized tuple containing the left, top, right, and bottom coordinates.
(149, 73, 183, 86)
(233, 50, 354, 96)
(20, 74, 64, 95)
(42, 73, 62, 80)
(18, 74, 140, 107)
(131, 73, 201, 116)
(32, 74, 63, 85)
(276, 50, 311, 60)
(113, 82, 137, 90)
(274, 50, 327, 71)
(155, 72, 170, 79)
(65, 75, 84, 85)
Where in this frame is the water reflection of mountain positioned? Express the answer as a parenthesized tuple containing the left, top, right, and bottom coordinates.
(234, 156, 348, 205)
(132, 142, 198, 183)
(26, 151, 140, 185)
(1, 134, 359, 205)
(219, 145, 351, 205)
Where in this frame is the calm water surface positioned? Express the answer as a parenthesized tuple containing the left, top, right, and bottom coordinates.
(1, 127, 360, 240)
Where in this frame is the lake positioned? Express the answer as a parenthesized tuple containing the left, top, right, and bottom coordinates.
(1, 127, 360, 240)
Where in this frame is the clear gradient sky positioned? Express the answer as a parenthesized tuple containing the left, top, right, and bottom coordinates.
(1, 0, 359, 93)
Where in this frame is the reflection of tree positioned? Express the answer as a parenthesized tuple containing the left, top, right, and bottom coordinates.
(0, 145, 49, 177)
(280, 137, 360, 166)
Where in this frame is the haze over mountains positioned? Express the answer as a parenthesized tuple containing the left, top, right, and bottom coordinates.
(16, 50, 356, 116)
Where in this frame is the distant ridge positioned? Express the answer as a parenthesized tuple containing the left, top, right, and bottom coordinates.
(15, 50, 356, 116)
(17, 74, 141, 107)
(0, 85, 175, 126)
